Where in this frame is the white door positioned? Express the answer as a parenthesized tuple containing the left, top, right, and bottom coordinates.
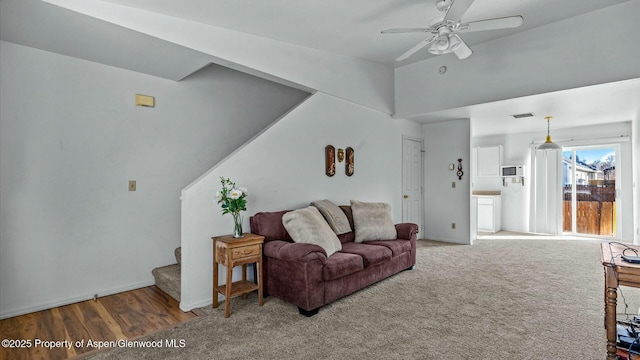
(402, 137, 423, 232)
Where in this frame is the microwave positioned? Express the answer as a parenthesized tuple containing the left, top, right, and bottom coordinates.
(501, 165, 524, 177)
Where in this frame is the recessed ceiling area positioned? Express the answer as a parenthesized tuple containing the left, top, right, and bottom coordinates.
(404, 78, 640, 137)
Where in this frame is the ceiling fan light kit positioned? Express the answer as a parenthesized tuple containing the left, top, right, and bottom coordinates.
(382, 0, 523, 61)
(448, 34, 462, 51)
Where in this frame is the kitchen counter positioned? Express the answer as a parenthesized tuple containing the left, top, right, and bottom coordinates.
(472, 190, 501, 196)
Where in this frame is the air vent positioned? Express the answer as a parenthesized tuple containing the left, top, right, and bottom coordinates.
(511, 112, 535, 119)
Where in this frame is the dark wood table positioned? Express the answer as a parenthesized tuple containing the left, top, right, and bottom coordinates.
(601, 242, 640, 359)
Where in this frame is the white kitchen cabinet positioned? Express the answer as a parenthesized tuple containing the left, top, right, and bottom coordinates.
(476, 195, 501, 233)
(473, 146, 502, 177)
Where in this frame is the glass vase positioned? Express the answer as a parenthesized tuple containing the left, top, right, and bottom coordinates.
(232, 213, 244, 238)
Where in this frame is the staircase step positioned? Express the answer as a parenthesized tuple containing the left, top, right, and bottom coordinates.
(152, 264, 181, 302)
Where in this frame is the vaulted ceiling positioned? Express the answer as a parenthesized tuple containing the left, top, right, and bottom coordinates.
(100, 0, 629, 66)
(1, 0, 638, 135)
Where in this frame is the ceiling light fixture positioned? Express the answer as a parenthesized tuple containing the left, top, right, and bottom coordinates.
(428, 34, 462, 55)
(428, 27, 462, 56)
(448, 34, 462, 51)
(537, 116, 561, 150)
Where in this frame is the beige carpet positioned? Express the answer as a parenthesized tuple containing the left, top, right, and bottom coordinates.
(87, 239, 639, 359)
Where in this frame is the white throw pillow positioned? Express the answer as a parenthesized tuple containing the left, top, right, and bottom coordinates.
(350, 200, 397, 243)
(311, 199, 352, 235)
(282, 206, 342, 257)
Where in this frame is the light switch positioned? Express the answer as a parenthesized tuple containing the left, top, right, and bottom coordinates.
(452, 182, 456, 188)
(129, 180, 136, 191)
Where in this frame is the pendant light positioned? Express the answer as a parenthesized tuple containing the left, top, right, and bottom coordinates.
(538, 116, 561, 150)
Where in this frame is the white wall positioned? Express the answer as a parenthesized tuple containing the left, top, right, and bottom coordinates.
(0, 41, 308, 318)
(472, 122, 634, 239)
(634, 112, 640, 244)
(423, 119, 471, 244)
(180, 92, 422, 311)
(395, 1, 640, 118)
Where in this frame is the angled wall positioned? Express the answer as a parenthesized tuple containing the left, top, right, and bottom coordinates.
(0, 41, 308, 318)
(42, 0, 394, 114)
(180, 93, 422, 311)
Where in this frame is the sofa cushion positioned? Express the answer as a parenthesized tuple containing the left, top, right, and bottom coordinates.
(364, 239, 411, 257)
(282, 206, 342, 257)
(322, 252, 364, 281)
(339, 205, 355, 230)
(337, 231, 355, 244)
(340, 242, 392, 267)
(350, 200, 397, 243)
(312, 199, 352, 235)
(250, 210, 293, 243)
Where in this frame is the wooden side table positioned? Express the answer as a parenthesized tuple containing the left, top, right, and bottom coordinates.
(212, 233, 264, 317)
(601, 242, 640, 359)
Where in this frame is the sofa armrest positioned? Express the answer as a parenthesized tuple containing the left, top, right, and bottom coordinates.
(395, 223, 419, 240)
(264, 240, 328, 265)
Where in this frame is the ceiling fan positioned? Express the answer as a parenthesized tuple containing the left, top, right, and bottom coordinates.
(382, 0, 523, 61)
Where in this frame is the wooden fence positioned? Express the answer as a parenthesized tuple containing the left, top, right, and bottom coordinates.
(563, 185, 616, 202)
(563, 201, 616, 236)
(562, 184, 616, 236)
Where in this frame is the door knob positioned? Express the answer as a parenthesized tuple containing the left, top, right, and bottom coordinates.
(403, 194, 409, 199)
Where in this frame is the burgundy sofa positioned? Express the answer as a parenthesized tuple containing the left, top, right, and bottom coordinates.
(249, 205, 418, 316)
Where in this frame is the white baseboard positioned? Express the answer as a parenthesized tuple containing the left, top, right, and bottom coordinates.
(180, 297, 213, 312)
(0, 280, 155, 320)
(421, 235, 470, 245)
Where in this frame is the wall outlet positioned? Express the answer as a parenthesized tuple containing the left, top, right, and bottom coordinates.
(128, 180, 136, 191)
(451, 223, 456, 229)
(452, 181, 456, 188)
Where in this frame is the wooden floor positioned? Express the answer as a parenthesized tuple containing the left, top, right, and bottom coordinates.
(0, 286, 201, 360)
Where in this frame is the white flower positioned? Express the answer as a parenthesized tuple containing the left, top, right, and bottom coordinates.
(215, 191, 222, 201)
(230, 189, 242, 199)
(238, 187, 249, 197)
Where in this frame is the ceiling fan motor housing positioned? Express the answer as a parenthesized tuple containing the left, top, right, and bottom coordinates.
(436, 0, 453, 12)
(382, 0, 523, 61)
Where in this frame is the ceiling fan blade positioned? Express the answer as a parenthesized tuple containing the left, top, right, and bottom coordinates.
(453, 36, 473, 59)
(396, 35, 437, 61)
(458, 16, 524, 33)
(381, 28, 433, 34)
(443, 0, 475, 23)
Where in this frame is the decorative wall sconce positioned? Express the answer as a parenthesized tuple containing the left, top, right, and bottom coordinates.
(325, 145, 354, 177)
(346, 147, 354, 177)
(457, 158, 463, 180)
(325, 145, 335, 177)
